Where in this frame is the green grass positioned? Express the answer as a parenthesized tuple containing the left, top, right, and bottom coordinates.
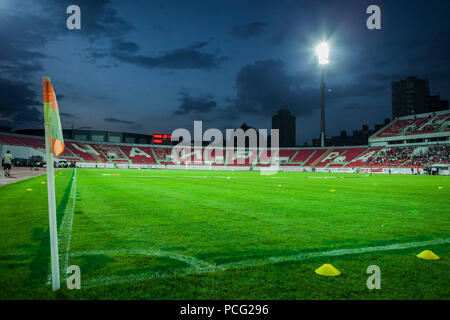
(0, 168, 449, 299)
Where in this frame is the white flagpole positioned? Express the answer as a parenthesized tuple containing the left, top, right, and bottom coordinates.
(44, 77, 61, 291)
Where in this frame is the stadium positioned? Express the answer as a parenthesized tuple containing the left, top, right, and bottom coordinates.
(1, 109, 449, 300)
(0, 0, 449, 306)
(1, 110, 450, 173)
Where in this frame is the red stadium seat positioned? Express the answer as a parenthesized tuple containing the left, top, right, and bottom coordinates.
(0, 131, 448, 168)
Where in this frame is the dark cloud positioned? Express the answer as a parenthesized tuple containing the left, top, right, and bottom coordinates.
(111, 40, 140, 53)
(230, 59, 316, 116)
(342, 103, 361, 110)
(174, 93, 217, 115)
(86, 47, 110, 62)
(0, 0, 135, 77)
(60, 112, 79, 119)
(405, 32, 450, 63)
(404, 32, 450, 83)
(0, 13, 53, 78)
(327, 82, 387, 101)
(113, 40, 229, 70)
(0, 78, 41, 124)
(0, 0, 138, 131)
(270, 29, 289, 45)
(104, 118, 135, 125)
(187, 41, 211, 50)
(230, 22, 268, 40)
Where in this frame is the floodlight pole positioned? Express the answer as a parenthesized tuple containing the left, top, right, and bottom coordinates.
(320, 64, 325, 147)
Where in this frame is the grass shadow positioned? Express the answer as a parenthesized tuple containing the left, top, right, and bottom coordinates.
(26, 170, 74, 287)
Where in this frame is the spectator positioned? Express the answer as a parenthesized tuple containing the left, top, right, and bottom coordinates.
(2, 150, 13, 177)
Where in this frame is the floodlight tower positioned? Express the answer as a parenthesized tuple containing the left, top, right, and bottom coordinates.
(316, 42, 329, 147)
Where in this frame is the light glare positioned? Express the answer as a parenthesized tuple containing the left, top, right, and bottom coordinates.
(316, 42, 329, 65)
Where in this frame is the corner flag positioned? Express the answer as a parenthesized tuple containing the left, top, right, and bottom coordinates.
(43, 77, 65, 157)
(43, 77, 64, 291)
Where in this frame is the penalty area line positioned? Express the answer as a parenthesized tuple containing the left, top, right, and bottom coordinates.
(78, 237, 450, 289)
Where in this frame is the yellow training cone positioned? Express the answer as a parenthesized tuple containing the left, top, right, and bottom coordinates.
(26, 188, 33, 191)
(330, 189, 335, 192)
(41, 182, 46, 184)
(315, 264, 341, 276)
(416, 250, 440, 260)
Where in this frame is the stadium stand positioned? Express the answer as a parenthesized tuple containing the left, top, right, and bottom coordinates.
(57, 148, 81, 161)
(15, 136, 46, 149)
(376, 119, 415, 137)
(173, 147, 205, 165)
(94, 144, 130, 163)
(152, 147, 175, 165)
(375, 112, 450, 138)
(65, 141, 108, 163)
(120, 146, 156, 164)
(226, 149, 258, 166)
(401, 145, 450, 167)
(367, 147, 415, 167)
(203, 148, 225, 166)
(336, 147, 367, 163)
(0, 134, 26, 146)
(315, 149, 348, 167)
(303, 149, 328, 167)
(0, 127, 449, 170)
(344, 148, 382, 167)
(289, 149, 314, 164)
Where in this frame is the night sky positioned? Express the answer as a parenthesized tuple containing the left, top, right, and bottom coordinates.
(1, 0, 449, 145)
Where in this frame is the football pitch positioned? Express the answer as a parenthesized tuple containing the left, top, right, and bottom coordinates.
(0, 168, 449, 299)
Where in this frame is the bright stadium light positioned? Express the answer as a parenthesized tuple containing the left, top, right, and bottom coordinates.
(315, 41, 330, 147)
(316, 42, 329, 65)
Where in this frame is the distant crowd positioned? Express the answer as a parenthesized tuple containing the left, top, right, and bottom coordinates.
(368, 147, 414, 167)
(364, 145, 449, 169)
(408, 145, 450, 166)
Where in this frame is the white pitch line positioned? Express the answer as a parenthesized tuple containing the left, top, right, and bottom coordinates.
(47, 169, 77, 284)
(62, 168, 77, 278)
(307, 176, 337, 179)
(70, 249, 215, 271)
(80, 266, 209, 288)
(219, 237, 450, 271)
(76, 237, 450, 288)
(93, 175, 286, 179)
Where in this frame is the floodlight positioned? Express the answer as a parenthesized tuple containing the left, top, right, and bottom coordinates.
(316, 42, 329, 65)
(315, 41, 330, 147)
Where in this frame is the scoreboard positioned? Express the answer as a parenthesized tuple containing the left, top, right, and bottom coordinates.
(152, 134, 172, 144)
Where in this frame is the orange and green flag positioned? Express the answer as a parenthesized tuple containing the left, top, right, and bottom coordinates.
(43, 77, 65, 157)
